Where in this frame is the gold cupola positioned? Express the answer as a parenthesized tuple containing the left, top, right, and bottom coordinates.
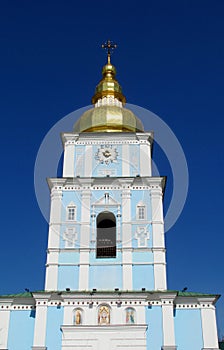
(91, 57, 126, 105)
(73, 40, 144, 133)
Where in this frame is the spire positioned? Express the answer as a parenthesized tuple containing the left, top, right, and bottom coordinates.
(91, 40, 126, 105)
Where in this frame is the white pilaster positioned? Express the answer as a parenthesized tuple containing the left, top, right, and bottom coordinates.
(63, 141, 75, 177)
(151, 187, 167, 290)
(200, 299, 219, 350)
(45, 250, 59, 291)
(140, 143, 151, 176)
(79, 186, 91, 290)
(121, 181, 132, 290)
(0, 301, 12, 350)
(45, 186, 62, 291)
(161, 297, 177, 350)
(32, 297, 48, 350)
(63, 303, 72, 326)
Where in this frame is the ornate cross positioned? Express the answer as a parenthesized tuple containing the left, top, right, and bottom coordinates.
(102, 40, 117, 63)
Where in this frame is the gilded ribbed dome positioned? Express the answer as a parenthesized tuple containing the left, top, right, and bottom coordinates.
(73, 105, 144, 133)
(73, 40, 144, 133)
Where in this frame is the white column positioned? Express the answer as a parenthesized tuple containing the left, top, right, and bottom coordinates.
(45, 186, 62, 291)
(0, 301, 12, 350)
(121, 181, 132, 290)
(151, 186, 167, 290)
(79, 187, 91, 290)
(32, 297, 48, 350)
(63, 141, 75, 177)
(161, 298, 177, 350)
(200, 300, 219, 350)
(122, 144, 130, 176)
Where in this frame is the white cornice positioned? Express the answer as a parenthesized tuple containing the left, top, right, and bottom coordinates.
(60, 133, 79, 146)
(61, 131, 154, 145)
(47, 176, 166, 191)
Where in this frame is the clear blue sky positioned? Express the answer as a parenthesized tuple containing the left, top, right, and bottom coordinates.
(0, 0, 223, 338)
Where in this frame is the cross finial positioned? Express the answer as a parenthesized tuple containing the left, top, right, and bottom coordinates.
(102, 40, 117, 64)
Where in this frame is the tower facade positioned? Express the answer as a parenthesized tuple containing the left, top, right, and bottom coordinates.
(45, 113, 167, 293)
(0, 46, 220, 350)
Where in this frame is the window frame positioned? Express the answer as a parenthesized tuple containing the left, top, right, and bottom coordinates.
(66, 203, 76, 221)
(136, 202, 146, 220)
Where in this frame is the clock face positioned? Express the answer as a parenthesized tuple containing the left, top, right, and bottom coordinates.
(95, 145, 118, 165)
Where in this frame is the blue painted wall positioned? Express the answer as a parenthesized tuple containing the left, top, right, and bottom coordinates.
(45, 306, 63, 350)
(59, 252, 80, 264)
(132, 265, 154, 290)
(174, 309, 203, 350)
(89, 264, 122, 290)
(58, 265, 79, 290)
(8, 310, 35, 350)
(132, 251, 153, 263)
(146, 306, 163, 350)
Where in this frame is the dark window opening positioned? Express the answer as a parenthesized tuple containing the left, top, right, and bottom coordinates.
(96, 212, 116, 258)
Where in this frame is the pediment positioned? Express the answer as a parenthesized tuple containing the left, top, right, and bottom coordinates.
(93, 195, 120, 207)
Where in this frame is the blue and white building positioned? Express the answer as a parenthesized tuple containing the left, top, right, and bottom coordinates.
(0, 50, 220, 350)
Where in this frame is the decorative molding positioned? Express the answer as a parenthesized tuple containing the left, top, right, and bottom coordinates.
(63, 227, 77, 248)
(134, 226, 150, 247)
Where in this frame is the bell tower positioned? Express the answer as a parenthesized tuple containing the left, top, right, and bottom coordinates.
(0, 41, 220, 350)
(45, 40, 167, 292)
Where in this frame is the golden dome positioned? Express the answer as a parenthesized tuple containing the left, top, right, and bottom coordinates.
(73, 105, 144, 133)
(73, 40, 144, 133)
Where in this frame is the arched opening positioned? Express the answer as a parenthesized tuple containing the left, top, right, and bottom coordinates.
(96, 212, 116, 258)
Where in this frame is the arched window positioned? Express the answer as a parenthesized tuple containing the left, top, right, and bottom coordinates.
(73, 308, 83, 325)
(96, 212, 116, 258)
(98, 304, 110, 325)
(125, 307, 136, 324)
